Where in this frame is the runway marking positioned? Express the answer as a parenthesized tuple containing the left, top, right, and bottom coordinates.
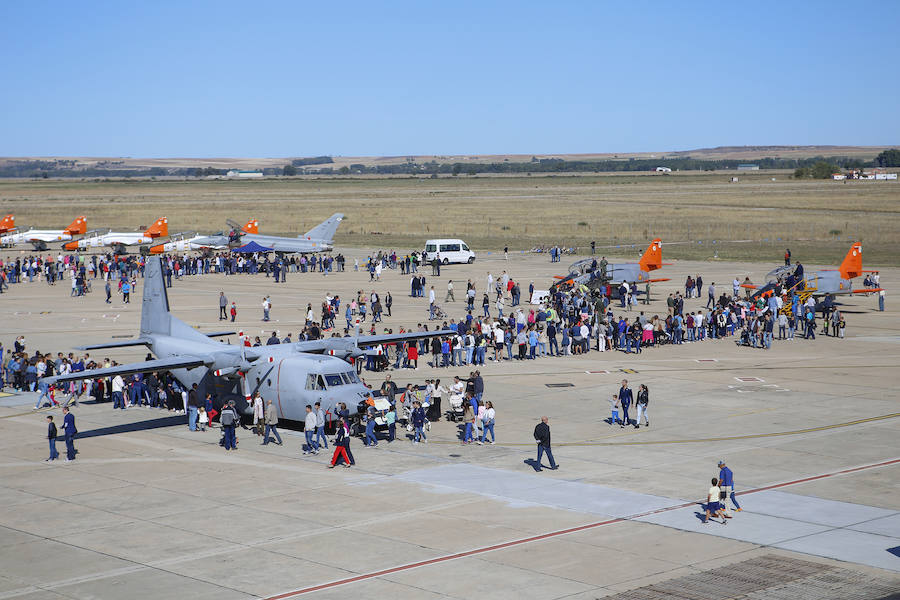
(263, 457, 900, 599)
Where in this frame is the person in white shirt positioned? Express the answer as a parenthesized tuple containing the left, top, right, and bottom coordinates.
(112, 374, 126, 409)
(429, 286, 436, 320)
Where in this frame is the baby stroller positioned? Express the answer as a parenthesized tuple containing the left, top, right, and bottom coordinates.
(429, 303, 448, 320)
(447, 391, 465, 422)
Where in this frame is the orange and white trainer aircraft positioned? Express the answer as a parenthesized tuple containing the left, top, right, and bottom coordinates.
(0, 216, 87, 251)
(149, 219, 258, 254)
(64, 217, 168, 254)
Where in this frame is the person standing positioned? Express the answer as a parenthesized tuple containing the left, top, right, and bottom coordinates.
(717, 459, 741, 517)
(328, 418, 352, 468)
(261, 399, 283, 445)
(480, 400, 495, 444)
(187, 383, 200, 431)
(220, 400, 238, 451)
(112, 373, 125, 409)
(704, 477, 727, 524)
(219, 292, 228, 320)
(314, 401, 328, 449)
(46, 415, 59, 461)
(618, 380, 633, 427)
(445, 280, 455, 302)
(411, 401, 426, 444)
(533, 416, 557, 471)
(230, 301, 237, 322)
(706, 282, 715, 309)
(61, 406, 77, 461)
(429, 286, 436, 320)
(303, 405, 319, 454)
(262, 296, 271, 322)
(635, 384, 649, 428)
(105, 279, 111, 304)
(385, 291, 393, 317)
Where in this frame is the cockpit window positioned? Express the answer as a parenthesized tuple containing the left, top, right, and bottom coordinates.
(324, 374, 344, 387)
(306, 374, 325, 390)
(346, 371, 360, 384)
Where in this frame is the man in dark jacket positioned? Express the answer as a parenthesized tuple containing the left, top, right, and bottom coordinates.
(46, 415, 58, 461)
(533, 416, 557, 471)
(618, 379, 633, 427)
(61, 406, 77, 461)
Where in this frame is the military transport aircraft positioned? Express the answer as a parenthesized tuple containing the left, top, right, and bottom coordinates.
(0, 216, 87, 250)
(64, 217, 168, 254)
(148, 218, 259, 254)
(744, 242, 883, 300)
(551, 238, 670, 294)
(234, 213, 344, 254)
(42, 256, 449, 420)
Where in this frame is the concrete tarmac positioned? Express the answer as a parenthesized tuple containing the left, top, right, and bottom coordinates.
(0, 248, 897, 599)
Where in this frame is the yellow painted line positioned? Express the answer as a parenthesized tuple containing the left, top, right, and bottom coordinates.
(434, 412, 900, 447)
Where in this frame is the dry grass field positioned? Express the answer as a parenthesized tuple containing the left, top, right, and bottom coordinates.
(1, 171, 898, 265)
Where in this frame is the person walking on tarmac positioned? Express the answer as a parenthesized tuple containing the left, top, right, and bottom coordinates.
(533, 416, 557, 471)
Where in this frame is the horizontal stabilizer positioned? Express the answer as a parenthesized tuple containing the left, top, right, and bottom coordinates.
(851, 288, 883, 294)
(42, 355, 211, 385)
(205, 331, 236, 338)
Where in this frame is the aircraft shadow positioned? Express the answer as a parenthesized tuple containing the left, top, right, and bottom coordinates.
(67, 415, 186, 439)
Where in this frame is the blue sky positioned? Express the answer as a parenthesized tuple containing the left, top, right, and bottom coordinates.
(2, 1, 897, 157)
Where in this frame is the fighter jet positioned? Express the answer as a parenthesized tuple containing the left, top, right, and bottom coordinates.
(148, 218, 259, 254)
(551, 238, 670, 294)
(0, 214, 15, 234)
(64, 217, 168, 254)
(0, 216, 87, 250)
(41, 256, 450, 420)
(745, 242, 883, 300)
(235, 213, 344, 253)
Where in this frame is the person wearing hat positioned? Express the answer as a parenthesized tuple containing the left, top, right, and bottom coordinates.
(718, 459, 741, 517)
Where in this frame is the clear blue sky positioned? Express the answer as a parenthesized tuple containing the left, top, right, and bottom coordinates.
(2, 1, 897, 157)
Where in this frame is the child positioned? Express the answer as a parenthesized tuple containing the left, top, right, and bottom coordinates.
(839, 317, 845, 339)
(198, 406, 208, 431)
(610, 394, 620, 426)
(386, 405, 396, 442)
(705, 477, 727, 524)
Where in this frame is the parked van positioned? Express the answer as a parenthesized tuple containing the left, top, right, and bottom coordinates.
(424, 239, 475, 264)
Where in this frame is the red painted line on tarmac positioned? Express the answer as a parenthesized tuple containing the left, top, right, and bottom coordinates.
(263, 457, 900, 599)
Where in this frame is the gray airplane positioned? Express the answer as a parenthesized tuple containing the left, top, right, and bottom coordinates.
(237, 213, 344, 253)
(149, 214, 344, 255)
(42, 256, 450, 420)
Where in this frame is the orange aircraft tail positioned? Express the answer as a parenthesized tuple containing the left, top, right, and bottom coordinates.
(144, 217, 168, 238)
(0, 214, 15, 233)
(241, 219, 259, 234)
(839, 242, 863, 279)
(64, 216, 87, 235)
(638, 238, 663, 272)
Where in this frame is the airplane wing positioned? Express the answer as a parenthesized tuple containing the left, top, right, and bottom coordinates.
(292, 329, 454, 354)
(75, 338, 151, 351)
(42, 355, 211, 385)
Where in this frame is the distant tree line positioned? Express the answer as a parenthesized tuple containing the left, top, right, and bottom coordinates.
(0, 152, 895, 178)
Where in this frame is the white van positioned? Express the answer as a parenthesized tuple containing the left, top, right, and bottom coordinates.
(424, 239, 475, 264)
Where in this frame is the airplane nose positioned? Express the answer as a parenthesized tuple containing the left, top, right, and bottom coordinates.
(149, 244, 164, 254)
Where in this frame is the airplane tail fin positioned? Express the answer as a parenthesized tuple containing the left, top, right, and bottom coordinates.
(638, 238, 663, 272)
(839, 242, 863, 279)
(140, 256, 209, 342)
(301, 213, 343, 241)
(0, 214, 15, 232)
(241, 219, 259, 234)
(64, 216, 87, 235)
(144, 217, 168, 238)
